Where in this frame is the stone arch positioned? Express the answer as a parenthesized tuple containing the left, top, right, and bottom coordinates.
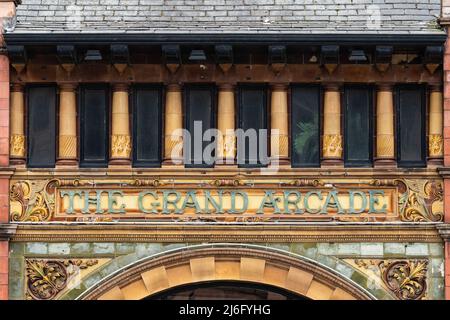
(78, 244, 374, 300)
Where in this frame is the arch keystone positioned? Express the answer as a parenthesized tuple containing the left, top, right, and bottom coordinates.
(215, 261, 240, 280)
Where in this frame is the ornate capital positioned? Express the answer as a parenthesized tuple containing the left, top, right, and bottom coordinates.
(10, 134, 25, 158)
(429, 134, 443, 157)
(323, 134, 342, 158)
(111, 134, 131, 159)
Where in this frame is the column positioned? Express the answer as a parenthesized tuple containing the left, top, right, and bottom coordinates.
(270, 84, 289, 165)
(9, 84, 25, 164)
(375, 85, 396, 167)
(163, 84, 183, 165)
(217, 84, 235, 165)
(57, 83, 78, 165)
(444, 18, 450, 301)
(429, 86, 443, 164)
(110, 84, 131, 165)
(322, 85, 343, 166)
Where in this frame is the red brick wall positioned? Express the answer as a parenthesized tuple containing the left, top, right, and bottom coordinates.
(0, 1, 13, 301)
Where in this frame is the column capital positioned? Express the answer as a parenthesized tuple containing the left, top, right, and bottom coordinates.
(323, 83, 341, 92)
(429, 84, 443, 92)
(112, 83, 129, 92)
(10, 83, 24, 92)
(270, 83, 289, 91)
(58, 82, 78, 92)
(217, 83, 235, 91)
(376, 83, 394, 92)
(166, 83, 182, 92)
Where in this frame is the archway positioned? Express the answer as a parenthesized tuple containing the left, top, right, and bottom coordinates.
(147, 280, 309, 300)
(78, 244, 374, 300)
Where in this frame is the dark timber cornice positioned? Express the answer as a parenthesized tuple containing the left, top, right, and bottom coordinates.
(3, 33, 447, 46)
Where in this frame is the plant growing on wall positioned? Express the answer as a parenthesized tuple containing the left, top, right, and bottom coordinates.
(293, 119, 319, 164)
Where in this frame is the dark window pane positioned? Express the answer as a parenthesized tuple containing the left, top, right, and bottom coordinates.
(291, 86, 321, 167)
(238, 85, 268, 167)
(133, 86, 162, 167)
(344, 86, 373, 167)
(184, 85, 215, 167)
(396, 86, 426, 167)
(27, 85, 56, 168)
(80, 85, 109, 167)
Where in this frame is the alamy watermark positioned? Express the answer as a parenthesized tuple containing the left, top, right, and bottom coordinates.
(170, 121, 280, 174)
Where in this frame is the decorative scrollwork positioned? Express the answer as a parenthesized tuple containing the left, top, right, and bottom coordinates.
(26, 259, 99, 300)
(10, 179, 59, 222)
(55, 179, 86, 187)
(175, 216, 219, 222)
(285, 179, 324, 187)
(369, 179, 399, 187)
(379, 260, 428, 300)
(398, 179, 443, 222)
(130, 179, 166, 187)
(235, 216, 273, 223)
(369, 179, 443, 222)
(209, 179, 245, 187)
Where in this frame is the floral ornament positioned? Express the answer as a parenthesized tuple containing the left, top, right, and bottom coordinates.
(397, 179, 443, 222)
(10, 180, 59, 222)
(26, 260, 68, 300)
(379, 260, 428, 300)
(369, 179, 443, 222)
(26, 259, 99, 300)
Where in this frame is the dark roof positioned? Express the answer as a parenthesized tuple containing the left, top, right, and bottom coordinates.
(9, 0, 444, 35)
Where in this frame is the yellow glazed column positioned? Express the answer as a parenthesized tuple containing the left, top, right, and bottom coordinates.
(110, 84, 131, 165)
(217, 84, 235, 164)
(428, 86, 443, 163)
(57, 83, 78, 165)
(375, 85, 396, 167)
(163, 84, 183, 164)
(322, 85, 343, 165)
(270, 84, 289, 164)
(9, 84, 25, 164)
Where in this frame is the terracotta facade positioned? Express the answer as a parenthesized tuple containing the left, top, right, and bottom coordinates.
(0, 0, 449, 301)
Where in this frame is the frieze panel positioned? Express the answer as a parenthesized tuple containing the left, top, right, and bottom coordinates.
(9, 178, 443, 223)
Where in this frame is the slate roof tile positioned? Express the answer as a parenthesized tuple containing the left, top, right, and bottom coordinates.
(8, 0, 444, 34)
